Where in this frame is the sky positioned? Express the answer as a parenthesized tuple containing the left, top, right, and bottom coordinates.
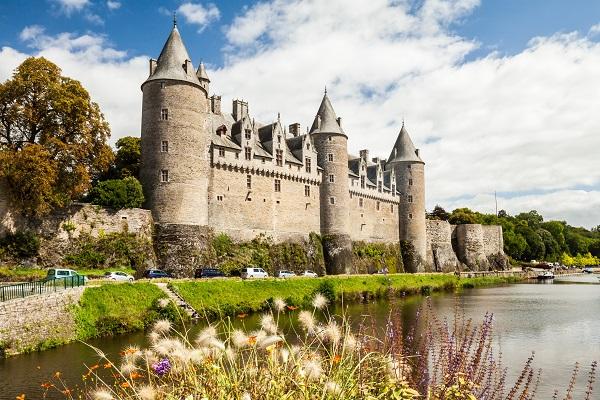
(0, 0, 599, 229)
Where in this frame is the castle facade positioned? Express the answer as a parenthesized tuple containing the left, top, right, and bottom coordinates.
(139, 25, 505, 276)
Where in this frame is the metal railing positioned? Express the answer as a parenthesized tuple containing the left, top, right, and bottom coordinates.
(0, 275, 86, 302)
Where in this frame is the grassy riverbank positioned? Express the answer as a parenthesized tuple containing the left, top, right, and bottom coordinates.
(171, 273, 522, 317)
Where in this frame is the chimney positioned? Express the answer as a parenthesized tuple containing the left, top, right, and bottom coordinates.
(372, 157, 380, 165)
(149, 59, 157, 75)
(289, 123, 301, 137)
(232, 99, 249, 121)
(210, 95, 221, 114)
(359, 149, 369, 162)
(336, 117, 342, 127)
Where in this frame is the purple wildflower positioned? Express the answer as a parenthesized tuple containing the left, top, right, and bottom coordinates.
(152, 358, 171, 376)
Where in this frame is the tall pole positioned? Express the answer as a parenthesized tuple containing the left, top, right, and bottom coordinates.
(495, 191, 498, 217)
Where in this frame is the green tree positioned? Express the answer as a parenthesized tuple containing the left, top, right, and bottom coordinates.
(503, 230, 527, 260)
(518, 226, 545, 261)
(427, 205, 450, 221)
(0, 57, 113, 215)
(104, 136, 141, 179)
(87, 177, 144, 209)
(448, 208, 480, 225)
(588, 240, 600, 258)
(515, 210, 543, 229)
(537, 228, 560, 261)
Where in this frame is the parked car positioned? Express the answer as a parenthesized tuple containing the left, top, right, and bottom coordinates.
(104, 271, 134, 282)
(195, 268, 225, 279)
(241, 267, 268, 279)
(142, 269, 172, 279)
(301, 270, 318, 278)
(276, 270, 296, 278)
(46, 268, 87, 282)
(583, 267, 594, 274)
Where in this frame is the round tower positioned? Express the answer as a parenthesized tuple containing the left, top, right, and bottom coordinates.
(387, 123, 426, 272)
(310, 91, 352, 274)
(140, 23, 211, 276)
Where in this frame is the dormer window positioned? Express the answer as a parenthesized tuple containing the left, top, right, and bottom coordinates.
(216, 125, 227, 137)
(244, 147, 252, 160)
(305, 157, 311, 173)
(245, 129, 251, 140)
(306, 143, 310, 150)
(360, 176, 365, 189)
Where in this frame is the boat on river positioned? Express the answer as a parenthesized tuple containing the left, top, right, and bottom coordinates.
(537, 270, 555, 280)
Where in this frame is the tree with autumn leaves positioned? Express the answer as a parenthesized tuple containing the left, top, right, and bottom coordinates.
(0, 57, 114, 216)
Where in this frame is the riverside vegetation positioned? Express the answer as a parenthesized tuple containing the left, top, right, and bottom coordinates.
(34, 294, 597, 400)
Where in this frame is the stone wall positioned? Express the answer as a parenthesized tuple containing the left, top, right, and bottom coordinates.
(208, 164, 321, 242)
(454, 223, 507, 271)
(0, 287, 84, 357)
(348, 191, 399, 242)
(425, 220, 460, 272)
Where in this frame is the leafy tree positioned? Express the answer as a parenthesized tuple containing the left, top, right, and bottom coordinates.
(87, 177, 144, 209)
(537, 228, 560, 261)
(564, 230, 590, 256)
(540, 221, 568, 253)
(0, 57, 113, 215)
(517, 226, 545, 261)
(588, 240, 600, 258)
(427, 205, 450, 221)
(448, 208, 480, 225)
(503, 230, 527, 260)
(497, 209, 508, 218)
(515, 210, 543, 229)
(102, 136, 141, 179)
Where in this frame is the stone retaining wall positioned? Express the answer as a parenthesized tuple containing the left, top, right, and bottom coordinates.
(0, 287, 84, 357)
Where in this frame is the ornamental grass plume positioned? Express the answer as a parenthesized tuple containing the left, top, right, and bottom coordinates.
(92, 389, 114, 400)
(312, 293, 329, 309)
(152, 319, 171, 334)
(273, 298, 286, 313)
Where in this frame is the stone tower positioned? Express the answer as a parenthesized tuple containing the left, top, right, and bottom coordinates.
(310, 91, 352, 274)
(387, 123, 426, 272)
(140, 23, 212, 276)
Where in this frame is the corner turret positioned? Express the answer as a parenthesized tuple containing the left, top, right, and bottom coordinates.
(386, 123, 427, 272)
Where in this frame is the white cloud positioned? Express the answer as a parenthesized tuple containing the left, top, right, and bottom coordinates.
(107, 0, 121, 10)
(52, 0, 90, 15)
(84, 12, 104, 25)
(177, 2, 220, 32)
(209, 0, 600, 228)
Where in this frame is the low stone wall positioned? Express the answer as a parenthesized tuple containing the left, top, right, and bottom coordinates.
(0, 287, 84, 357)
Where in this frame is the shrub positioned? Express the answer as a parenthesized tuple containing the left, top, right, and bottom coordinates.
(0, 230, 40, 258)
(87, 176, 144, 209)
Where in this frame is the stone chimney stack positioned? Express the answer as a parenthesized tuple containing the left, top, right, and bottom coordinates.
(210, 95, 221, 114)
(359, 149, 369, 162)
(289, 123, 301, 137)
(232, 99, 249, 121)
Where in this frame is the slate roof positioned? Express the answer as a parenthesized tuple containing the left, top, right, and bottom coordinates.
(196, 62, 210, 81)
(144, 26, 200, 87)
(387, 124, 424, 164)
(309, 93, 345, 136)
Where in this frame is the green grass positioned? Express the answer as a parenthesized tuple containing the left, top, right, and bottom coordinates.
(171, 274, 522, 318)
(73, 282, 167, 340)
(0, 265, 136, 282)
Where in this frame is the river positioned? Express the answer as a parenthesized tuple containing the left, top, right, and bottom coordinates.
(1, 276, 599, 399)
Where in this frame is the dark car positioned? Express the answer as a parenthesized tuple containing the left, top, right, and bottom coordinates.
(194, 268, 225, 279)
(143, 269, 172, 279)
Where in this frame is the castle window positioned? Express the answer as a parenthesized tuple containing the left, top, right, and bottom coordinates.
(245, 129, 251, 140)
(246, 174, 252, 189)
(276, 149, 283, 166)
(409, 178, 413, 186)
(245, 147, 252, 160)
(160, 108, 169, 120)
(262, 158, 265, 164)
(409, 213, 413, 219)
(407, 165, 411, 170)
(274, 179, 281, 192)
(306, 143, 310, 150)
(160, 170, 169, 183)
(330, 197, 335, 205)
(304, 185, 310, 197)
(377, 201, 380, 211)
(218, 148, 225, 157)
(328, 174, 335, 183)
(328, 136, 332, 141)
(161, 141, 169, 152)
(391, 204, 394, 213)
(160, 82, 166, 89)
(378, 181, 382, 192)
(391, 185, 395, 196)
(217, 195, 223, 201)
(328, 153, 334, 162)
(235, 152, 239, 159)
(360, 176, 365, 189)
(277, 135, 281, 144)
(408, 195, 413, 203)
(305, 157, 311, 173)
(359, 198, 363, 208)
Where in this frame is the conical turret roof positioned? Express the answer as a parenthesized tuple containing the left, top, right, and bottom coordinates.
(309, 92, 345, 136)
(144, 25, 201, 86)
(196, 62, 210, 81)
(387, 124, 424, 164)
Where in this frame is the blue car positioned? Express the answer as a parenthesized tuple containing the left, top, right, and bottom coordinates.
(143, 269, 172, 279)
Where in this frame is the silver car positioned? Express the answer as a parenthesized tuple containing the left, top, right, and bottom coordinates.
(104, 271, 135, 282)
(277, 270, 296, 278)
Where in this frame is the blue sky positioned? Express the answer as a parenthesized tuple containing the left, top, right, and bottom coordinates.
(1, 0, 599, 228)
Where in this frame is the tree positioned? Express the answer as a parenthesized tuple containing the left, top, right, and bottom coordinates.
(448, 208, 480, 225)
(427, 205, 450, 221)
(0, 57, 113, 216)
(518, 226, 545, 261)
(515, 210, 543, 229)
(497, 209, 508, 218)
(503, 230, 528, 260)
(87, 177, 145, 209)
(104, 136, 141, 179)
(537, 228, 560, 261)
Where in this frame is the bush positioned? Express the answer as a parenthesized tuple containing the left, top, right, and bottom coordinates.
(0, 230, 40, 258)
(87, 176, 144, 209)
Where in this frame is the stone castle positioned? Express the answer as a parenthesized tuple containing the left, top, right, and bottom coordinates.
(139, 24, 506, 276)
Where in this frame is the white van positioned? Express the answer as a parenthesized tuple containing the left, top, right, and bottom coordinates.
(46, 268, 87, 282)
(241, 267, 268, 279)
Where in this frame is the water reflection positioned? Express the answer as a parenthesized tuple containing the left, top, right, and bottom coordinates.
(0, 282, 598, 399)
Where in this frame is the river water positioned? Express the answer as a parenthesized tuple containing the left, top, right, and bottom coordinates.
(0, 276, 599, 399)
